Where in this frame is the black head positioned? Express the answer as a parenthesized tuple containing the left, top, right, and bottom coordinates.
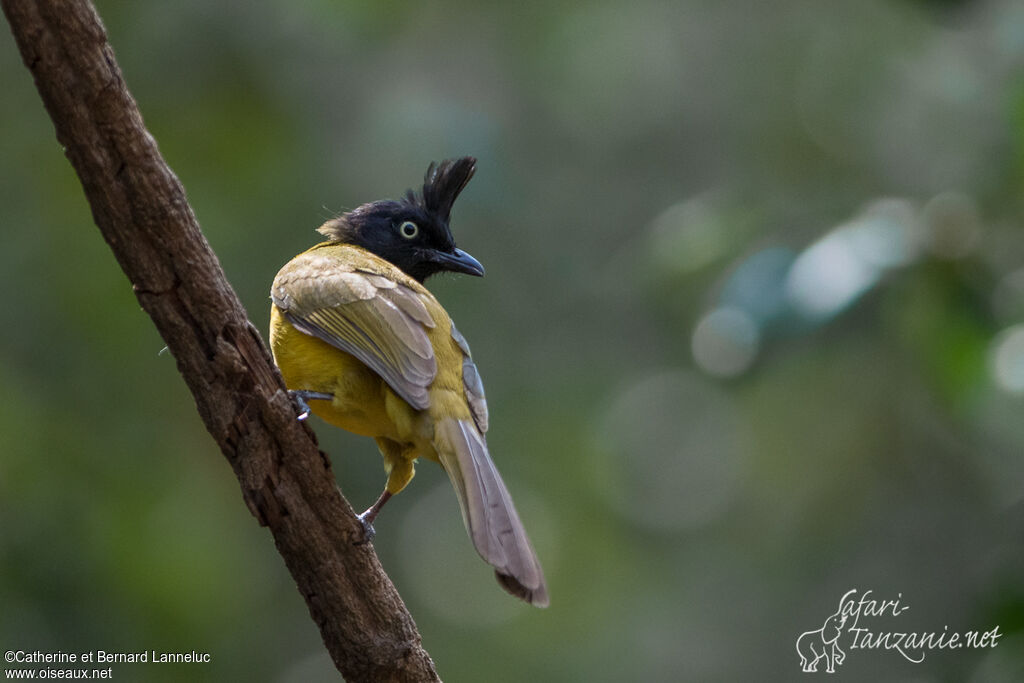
(317, 157, 484, 283)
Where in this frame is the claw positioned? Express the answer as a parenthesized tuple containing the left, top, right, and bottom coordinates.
(354, 513, 376, 545)
(353, 490, 392, 546)
(288, 390, 333, 421)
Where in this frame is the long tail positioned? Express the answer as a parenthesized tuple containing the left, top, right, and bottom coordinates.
(434, 418, 549, 607)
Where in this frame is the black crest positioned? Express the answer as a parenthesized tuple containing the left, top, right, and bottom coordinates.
(409, 157, 477, 224)
(319, 157, 477, 244)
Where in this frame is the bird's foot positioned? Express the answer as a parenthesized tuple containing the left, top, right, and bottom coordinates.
(354, 512, 376, 545)
(353, 490, 392, 545)
(288, 390, 333, 421)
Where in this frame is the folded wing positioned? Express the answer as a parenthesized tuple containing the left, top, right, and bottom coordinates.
(272, 252, 437, 409)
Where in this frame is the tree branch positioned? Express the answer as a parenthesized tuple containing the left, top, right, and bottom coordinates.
(1, 1, 440, 680)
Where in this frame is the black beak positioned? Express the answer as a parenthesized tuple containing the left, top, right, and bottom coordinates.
(432, 247, 485, 277)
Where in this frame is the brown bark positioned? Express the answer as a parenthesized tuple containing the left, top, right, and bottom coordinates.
(1, 1, 440, 680)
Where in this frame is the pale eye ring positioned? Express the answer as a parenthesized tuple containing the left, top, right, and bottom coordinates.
(399, 221, 419, 239)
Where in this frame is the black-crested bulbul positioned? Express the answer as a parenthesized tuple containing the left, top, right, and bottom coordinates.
(269, 157, 548, 607)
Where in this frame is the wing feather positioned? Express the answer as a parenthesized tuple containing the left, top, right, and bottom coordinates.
(449, 320, 489, 433)
(272, 251, 437, 410)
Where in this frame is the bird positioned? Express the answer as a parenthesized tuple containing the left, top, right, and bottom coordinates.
(269, 157, 548, 607)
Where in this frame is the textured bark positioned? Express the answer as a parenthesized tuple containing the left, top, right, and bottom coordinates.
(1, 1, 440, 681)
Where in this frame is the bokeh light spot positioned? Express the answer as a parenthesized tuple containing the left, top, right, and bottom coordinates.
(648, 195, 733, 276)
(717, 247, 795, 326)
(848, 198, 921, 269)
(989, 324, 1024, 394)
(785, 230, 879, 320)
(691, 307, 760, 378)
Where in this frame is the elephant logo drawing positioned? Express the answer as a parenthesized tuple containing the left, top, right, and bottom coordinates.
(796, 607, 849, 673)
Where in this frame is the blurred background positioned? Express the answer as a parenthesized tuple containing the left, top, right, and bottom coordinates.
(2, 0, 1023, 680)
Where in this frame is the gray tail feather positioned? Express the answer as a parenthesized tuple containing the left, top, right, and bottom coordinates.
(435, 418, 549, 607)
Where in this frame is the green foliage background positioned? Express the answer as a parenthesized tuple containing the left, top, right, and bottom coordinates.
(2, 0, 1023, 680)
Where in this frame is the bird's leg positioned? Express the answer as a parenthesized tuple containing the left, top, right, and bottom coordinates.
(355, 490, 392, 544)
(287, 390, 333, 420)
(354, 441, 412, 543)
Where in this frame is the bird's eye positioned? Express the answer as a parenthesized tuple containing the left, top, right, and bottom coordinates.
(399, 221, 419, 239)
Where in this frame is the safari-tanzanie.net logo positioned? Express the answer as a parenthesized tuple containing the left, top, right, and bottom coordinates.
(795, 589, 1002, 674)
